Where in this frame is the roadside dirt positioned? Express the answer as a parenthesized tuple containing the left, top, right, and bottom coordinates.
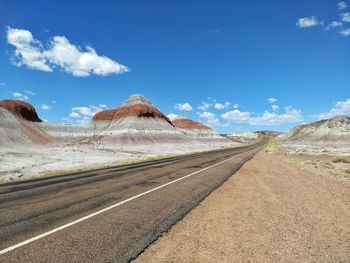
(135, 152, 350, 262)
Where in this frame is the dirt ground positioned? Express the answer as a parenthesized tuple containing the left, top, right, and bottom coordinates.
(134, 152, 350, 263)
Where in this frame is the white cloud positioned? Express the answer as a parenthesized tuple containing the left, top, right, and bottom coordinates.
(167, 113, 178, 120)
(248, 107, 303, 125)
(0, 83, 6, 86)
(206, 118, 221, 127)
(98, 104, 108, 109)
(41, 104, 51, 110)
(315, 98, 350, 119)
(6, 27, 129, 77)
(221, 109, 251, 122)
(51, 100, 57, 104)
(6, 27, 53, 72)
(24, 89, 36, 96)
(268, 97, 278, 103)
(197, 111, 223, 127)
(214, 102, 230, 110)
(233, 103, 239, 109)
(68, 105, 105, 123)
(272, 105, 279, 111)
(175, 103, 193, 111)
(221, 106, 303, 125)
(198, 111, 216, 120)
(325, 21, 343, 30)
(338, 2, 348, 10)
(12, 92, 29, 101)
(296, 16, 321, 28)
(197, 102, 210, 111)
(341, 12, 350, 22)
(69, 112, 81, 118)
(340, 28, 350, 36)
(71, 105, 103, 117)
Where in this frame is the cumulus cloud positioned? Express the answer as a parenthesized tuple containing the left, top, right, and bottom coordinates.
(214, 102, 230, 110)
(167, 113, 178, 120)
(221, 106, 303, 125)
(248, 107, 303, 125)
(98, 104, 108, 109)
(198, 111, 216, 120)
(24, 89, 36, 96)
(6, 27, 53, 72)
(325, 21, 343, 30)
(340, 28, 350, 36)
(341, 12, 350, 22)
(67, 105, 105, 124)
(221, 109, 251, 122)
(233, 103, 239, 109)
(197, 102, 210, 111)
(268, 97, 278, 103)
(338, 2, 348, 10)
(296, 16, 321, 28)
(13, 92, 29, 101)
(175, 103, 193, 111)
(71, 105, 104, 117)
(206, 118, 221, 127)
(0, 83, 6, 86)
(6, 27, 129, 77)
(272, 105, 279, 111)
(69, 111, 81, 118)
(41, 104, 51, 110)
(197, 111, 222, 127)
(315, 98, 350, 119)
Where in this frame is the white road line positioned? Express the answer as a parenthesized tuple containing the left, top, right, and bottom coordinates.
(0, 149, 257, 256)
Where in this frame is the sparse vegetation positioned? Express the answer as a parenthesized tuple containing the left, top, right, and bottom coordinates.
(332, 157, 350, 163)
(264, 138, 288, 155)
(0, 178, 7, 184)
(3, 148, 222, 183)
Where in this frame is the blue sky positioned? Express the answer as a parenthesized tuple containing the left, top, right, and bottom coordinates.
(0, 0, 349, 133)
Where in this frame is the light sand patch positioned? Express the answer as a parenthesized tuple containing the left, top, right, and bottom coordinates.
(135, 152, 350, 262)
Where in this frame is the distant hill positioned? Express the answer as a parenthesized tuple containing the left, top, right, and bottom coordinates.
(278, 116, 350, 143)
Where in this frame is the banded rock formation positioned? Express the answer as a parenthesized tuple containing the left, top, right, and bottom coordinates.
(172, 116, 221, 138)
(0, 99, 41, 122)
(93, 94, 187, 144)
(0, 100, 52, 146)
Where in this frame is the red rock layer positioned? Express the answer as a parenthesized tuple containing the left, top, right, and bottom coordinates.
(92, 99, 172, 125)
(0, 99, 42, 122)
(172, 118, 211, 130)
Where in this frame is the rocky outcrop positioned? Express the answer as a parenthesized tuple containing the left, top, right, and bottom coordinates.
(278, 116, 350, 143)
(93, 94, 172, 125)
(0, 107, 51, 146)
(229, 131, 259, 143)
(0, 99, 42, 122)
(92, 94, 188, 144)
(172, 116, 211, 130)
(172, 116, 222, 138)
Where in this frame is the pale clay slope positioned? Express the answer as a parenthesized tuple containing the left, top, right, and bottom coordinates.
(0, 99, 236, 181)
(229, 131, 259, 142)
(278, 116, 350, 155)
(135, 152, 350, 263)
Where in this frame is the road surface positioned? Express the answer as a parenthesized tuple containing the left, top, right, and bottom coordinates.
(0, 139, 266, 262)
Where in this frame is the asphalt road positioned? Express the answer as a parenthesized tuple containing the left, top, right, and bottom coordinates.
(0, 139, 267, 262)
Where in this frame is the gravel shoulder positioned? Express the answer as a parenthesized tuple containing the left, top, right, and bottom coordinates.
(135, 152, 350, 263)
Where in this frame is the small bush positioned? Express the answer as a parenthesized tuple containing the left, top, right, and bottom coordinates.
(332, 157, 350, 164)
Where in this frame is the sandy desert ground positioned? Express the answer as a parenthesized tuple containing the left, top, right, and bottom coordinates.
(0, 141, 235, 183)
(135, 144, 350, 263)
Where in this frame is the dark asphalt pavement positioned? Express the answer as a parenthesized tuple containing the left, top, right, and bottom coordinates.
(0, 139, 267, 262)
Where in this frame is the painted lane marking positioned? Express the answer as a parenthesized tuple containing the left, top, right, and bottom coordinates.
(0, 149, 257, 256)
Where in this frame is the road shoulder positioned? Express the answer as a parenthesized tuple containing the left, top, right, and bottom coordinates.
(134, 152, 350, 262)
